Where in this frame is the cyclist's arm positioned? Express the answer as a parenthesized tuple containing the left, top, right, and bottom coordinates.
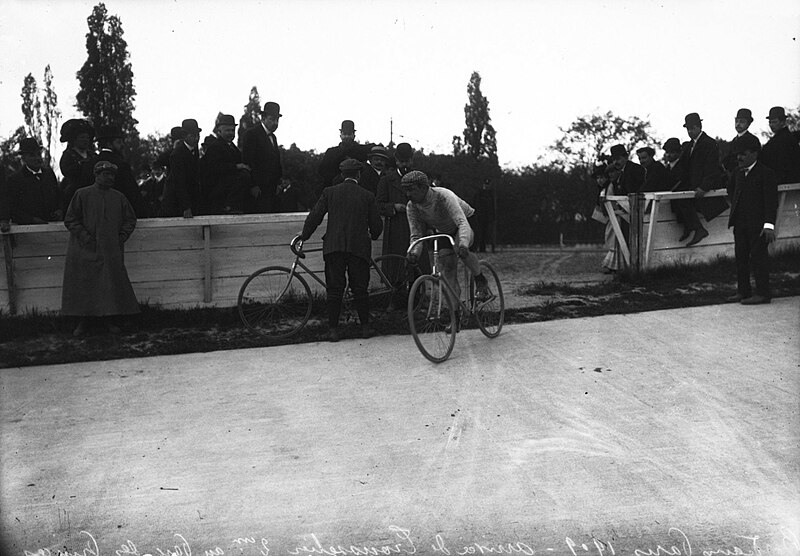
(406, 203, 427, 257)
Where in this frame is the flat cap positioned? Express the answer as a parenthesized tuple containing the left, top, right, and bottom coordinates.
(339, 158, 363, 171)
(94, 161, 118, 174)
(636, 146, 656, 157)
(400, 170, 429, 188)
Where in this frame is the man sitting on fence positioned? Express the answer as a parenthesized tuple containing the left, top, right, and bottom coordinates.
(299, 158, 383, 342)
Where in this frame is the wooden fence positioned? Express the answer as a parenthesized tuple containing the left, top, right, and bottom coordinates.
(604, 183, 800, 271)
(2, 183, 799, 314)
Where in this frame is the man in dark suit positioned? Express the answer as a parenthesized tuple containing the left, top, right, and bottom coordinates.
(726, 134, 778, 305)
(241, 101, 282, 213)
(299, 158, 383, 342)
(761, 106, 800, 184)
(722, 108, 758, 173)
(358, 144, 389, 196)
(608, 144, 645, 195)
(161, 119, 201, 218)
(201, 114, 251, 214)
(3, 138, 63, 225)
(636, 146, 672, 192)
(318, 119, 372, 190)
(95, 125, 146, 218)
(674, 112, 729, 246)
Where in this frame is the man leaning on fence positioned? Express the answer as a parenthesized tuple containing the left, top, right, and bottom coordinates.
(299, 158, 383, 343)
(726, 133, 778, 305)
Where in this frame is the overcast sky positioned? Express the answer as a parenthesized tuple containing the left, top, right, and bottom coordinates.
(1, 0, 799, 169)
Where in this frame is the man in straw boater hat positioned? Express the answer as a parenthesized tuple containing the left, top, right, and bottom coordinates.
(299, 158, 383, 342)
(62, 160, 139, 337)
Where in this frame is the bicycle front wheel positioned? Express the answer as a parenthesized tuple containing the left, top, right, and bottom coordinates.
(238, 266, 313, 339)
(472, 261, 504, 338)
(407, 275, 457, 363)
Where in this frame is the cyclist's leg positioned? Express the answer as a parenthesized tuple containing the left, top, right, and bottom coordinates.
(439, 248, 460, 302)
(458, 227, 491, 299)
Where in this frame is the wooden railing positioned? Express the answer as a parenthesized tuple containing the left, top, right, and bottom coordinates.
(604, 183, 800, 272)
(1, 213, 330, 315)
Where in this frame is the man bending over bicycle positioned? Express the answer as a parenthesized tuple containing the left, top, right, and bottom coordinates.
(401, 171, 491, 302)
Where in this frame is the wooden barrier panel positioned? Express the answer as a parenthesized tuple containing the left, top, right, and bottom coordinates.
(605, 183, 800, 271)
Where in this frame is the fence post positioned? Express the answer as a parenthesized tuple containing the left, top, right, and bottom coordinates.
(629, 192, 645, 272)
(2, 234, 16, 315)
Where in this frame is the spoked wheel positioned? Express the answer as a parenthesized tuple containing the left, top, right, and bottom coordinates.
(238, 266, 313, 338)
(471, 261, 504, 338)
(407, 275, 457, 363)
(370, 254, 422, 313)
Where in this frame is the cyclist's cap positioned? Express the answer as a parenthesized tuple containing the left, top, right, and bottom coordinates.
(401, 170, 429, 188)
(339, 158, 363, 171)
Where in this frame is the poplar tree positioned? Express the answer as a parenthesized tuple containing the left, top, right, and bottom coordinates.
(460, 71, 498, 163)
(238, 86, 262, 148)
(75, 3, 138, 136)
(20, 73, 42, 140)
(41, 65, 61, 164)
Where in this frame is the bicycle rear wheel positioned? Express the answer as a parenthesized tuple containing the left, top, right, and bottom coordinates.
(472, 261, 504, 338)
(407, 275, 457, 363)
(238, 266, 313, 338)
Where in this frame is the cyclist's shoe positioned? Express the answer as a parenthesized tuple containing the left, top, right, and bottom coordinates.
(474, 274, 492, 302)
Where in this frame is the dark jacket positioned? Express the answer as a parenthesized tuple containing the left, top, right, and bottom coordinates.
(681, 132, 729, 220)
(200, 135, 251, 213)
(161, 142, 200, 215)
(727, 161, 778, 230)
(722, 131, 758, 173)
(358, 163, 382, 197)
(616, 161, 646, 195)
(241, 124, 282, 212)
(4, 166, 63, 224)
(640, 161, 672, 193)
(59, 147, 97, 211)
(761, 127, 800, 184)
(96, 148, 146, 217)
(318, 141, 372, 189)
(301, 178, 383, 261)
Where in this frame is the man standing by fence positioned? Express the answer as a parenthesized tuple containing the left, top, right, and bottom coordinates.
(726, 134, 777, 305)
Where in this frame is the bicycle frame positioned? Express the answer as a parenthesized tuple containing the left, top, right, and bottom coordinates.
(406, 234, 475, 316)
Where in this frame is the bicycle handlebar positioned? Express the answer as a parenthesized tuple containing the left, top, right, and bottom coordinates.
(406, 234, 456, 255)
(290, 234, 306, 259)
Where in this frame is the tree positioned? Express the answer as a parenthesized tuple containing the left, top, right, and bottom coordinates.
(20, 73, 42, 140)
(238, 86, 262, 148)
(41, 65, 61, 165)
(0, 127, 27, 174)
(549, 111, 656, 176)
(459, 71, 498, 163)
(75, 3, 138, 136)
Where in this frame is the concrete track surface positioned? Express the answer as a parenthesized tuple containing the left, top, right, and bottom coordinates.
(2, 299, 799, 556)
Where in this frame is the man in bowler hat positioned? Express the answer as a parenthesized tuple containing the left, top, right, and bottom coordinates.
(674, 112, 728, 246)
(319, 119, 372, 190)
(242, 101, 283, 213)
(299, 158, 383, 342)
(201, 113, 252, 214)
(1, 138, 63, 227)
(761, 106, 800, 184)
(722, 108, 758, 173)
(726, 133, 778, 305)
(161, 118, 201, 218)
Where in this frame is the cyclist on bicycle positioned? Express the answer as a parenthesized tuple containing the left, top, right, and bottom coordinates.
(401, 170, 491, 302)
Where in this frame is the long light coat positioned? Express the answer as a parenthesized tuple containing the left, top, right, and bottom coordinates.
(61, 184, 140, 316)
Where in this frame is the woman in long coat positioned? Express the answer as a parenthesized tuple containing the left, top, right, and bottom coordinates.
(62, 161, 139, 336)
